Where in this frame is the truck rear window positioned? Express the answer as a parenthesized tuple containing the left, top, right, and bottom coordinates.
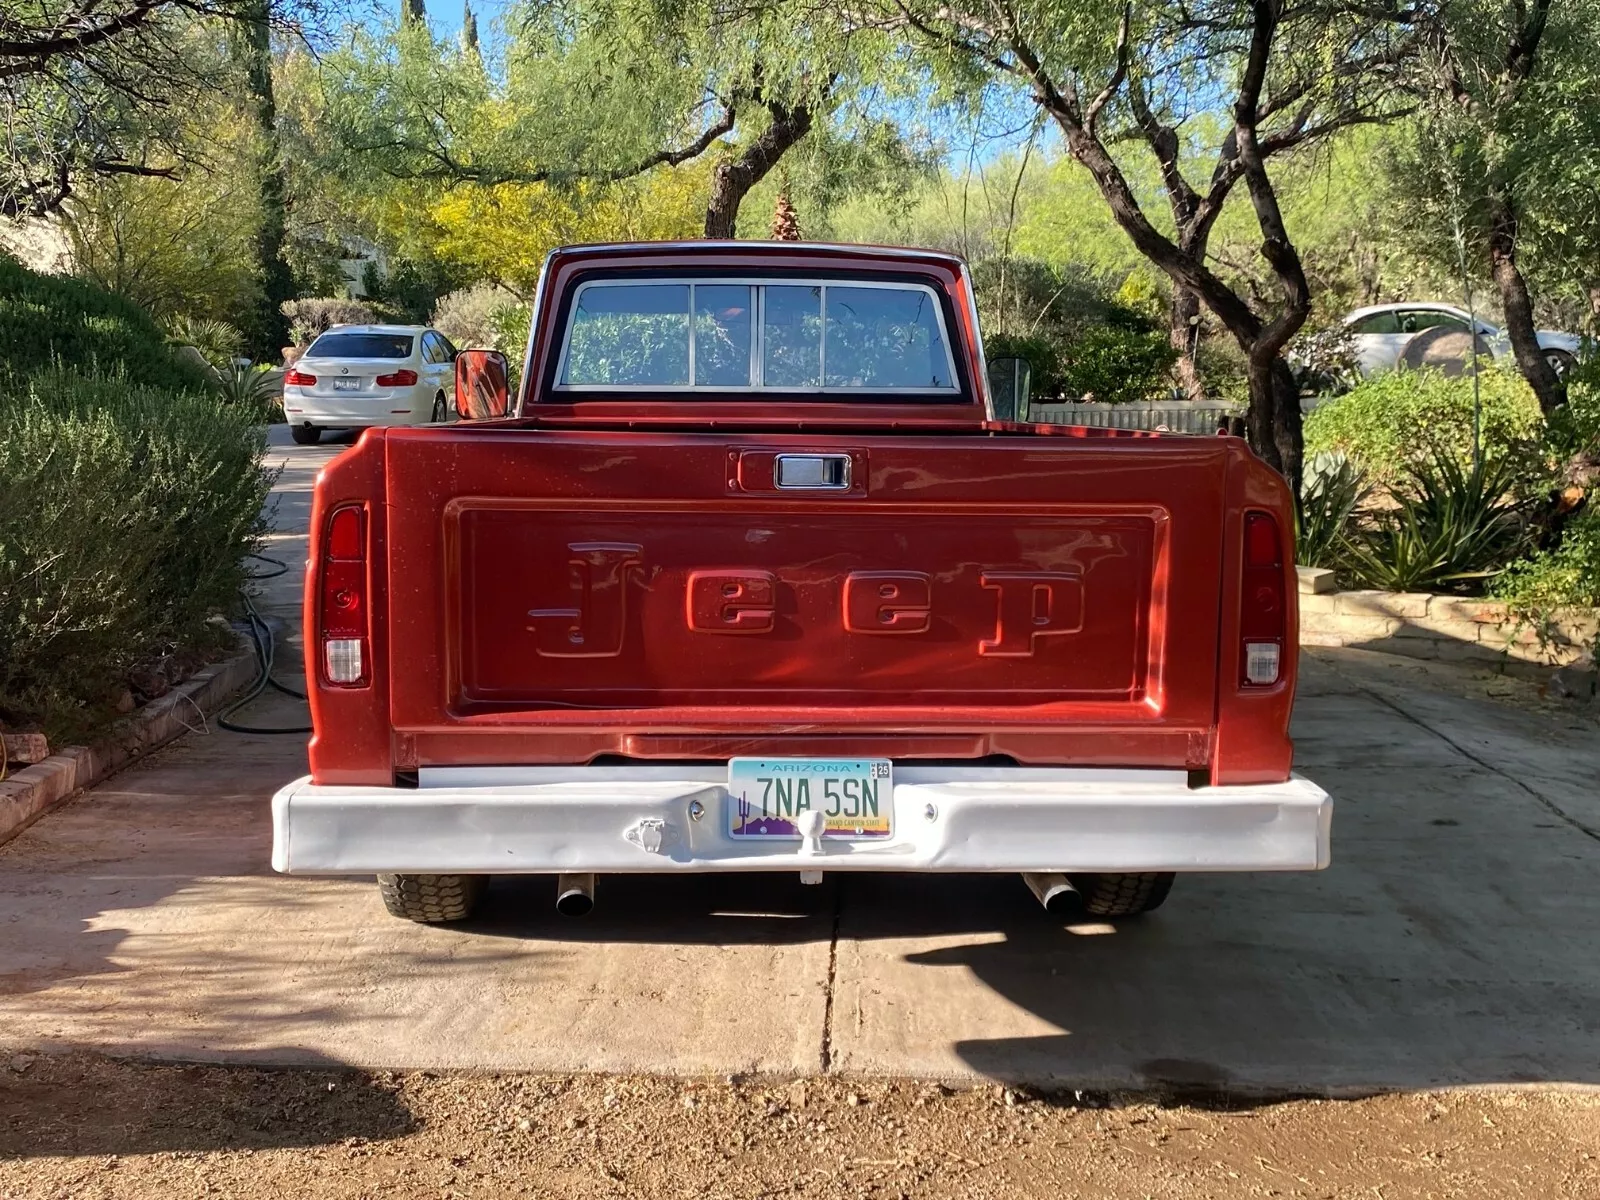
(555, 280, 957, 393)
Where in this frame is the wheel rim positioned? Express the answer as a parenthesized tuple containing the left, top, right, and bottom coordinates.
(432, 395, 446, 422)
(1547, 353, 1571, 379)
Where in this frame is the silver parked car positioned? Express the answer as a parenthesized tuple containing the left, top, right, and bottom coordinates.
(1342, 302, 1583, 380)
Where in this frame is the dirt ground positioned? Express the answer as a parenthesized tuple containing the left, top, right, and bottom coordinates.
(3, 1055, 1596, 1200)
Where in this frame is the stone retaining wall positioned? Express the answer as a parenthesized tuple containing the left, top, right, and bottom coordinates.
(1296, 568, 1597, 677)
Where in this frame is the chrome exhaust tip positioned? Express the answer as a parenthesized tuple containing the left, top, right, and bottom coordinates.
(1022, 872, 1080, 916)
(555, 873, 595, 917)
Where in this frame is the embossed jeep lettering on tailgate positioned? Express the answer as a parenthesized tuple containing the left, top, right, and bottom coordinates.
(525, 542, 642, 657)
(527, 546, 1085, 658)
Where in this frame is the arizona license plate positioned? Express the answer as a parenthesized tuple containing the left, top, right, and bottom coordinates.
(332, 377, 361, 391)
(727, 758, 893, 839)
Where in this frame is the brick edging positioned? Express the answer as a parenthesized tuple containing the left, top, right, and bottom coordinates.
(1295, 568, 1598, 680)
(0, 647, 261, 847)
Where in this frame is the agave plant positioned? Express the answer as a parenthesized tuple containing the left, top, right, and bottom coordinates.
(1296, 452, 1368, 569)
(214, 362, 281, 416)
(1345, 452, 1531, 593)
(163, 315, 244, 369)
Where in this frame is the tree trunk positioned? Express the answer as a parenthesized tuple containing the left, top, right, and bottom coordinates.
(1488, 191, 1564, 415)
(1168, 288, 1205, 401)
(237, 0, 292, 359)
(703, 98, 816, 240)
(1032, 0, 1308, 493)
(1245, 353, 1304, 497)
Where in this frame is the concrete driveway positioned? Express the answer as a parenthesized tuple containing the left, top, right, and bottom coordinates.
(2, 426, 1598, 1094)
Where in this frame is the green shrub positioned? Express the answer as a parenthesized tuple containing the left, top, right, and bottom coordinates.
(1545, 359, 1600, 462)
(432, 282, 523, 350)
(280, 297, 379, 349)
(1492, 503, 1600, 611)
(490, 302, 532, 363)
(985, 322, 1175, 405)
(0, 369, 269, 741)
(1303, 365, 1544, 481)
(983, 331, 1062, 400)
(1058, 323, 1176, 405)
(0, 254, 211, 393)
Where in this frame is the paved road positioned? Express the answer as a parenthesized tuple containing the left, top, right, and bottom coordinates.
(3, 427, 1599, 1094)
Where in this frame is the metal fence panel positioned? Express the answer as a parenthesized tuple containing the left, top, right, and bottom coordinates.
(1030, 403, 1237, 435)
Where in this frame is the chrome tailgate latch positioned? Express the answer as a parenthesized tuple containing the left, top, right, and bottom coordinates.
(775, 454, 851, 490)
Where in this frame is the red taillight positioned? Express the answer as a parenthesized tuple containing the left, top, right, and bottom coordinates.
(327, 505, 362, 561)
(1240, 511, 1285, 687)
(320, 506, 368, 686)
(375, 369, 418, 387)
(285, 370, 316, 386)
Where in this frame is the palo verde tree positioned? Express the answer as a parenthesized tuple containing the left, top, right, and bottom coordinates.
(1, 0, 203, 215)
(0, 0, 318, 220)
(314, 0, 917, 242)
(313, 6, 740, 206)
(1391, 0, 1600, 413)
(886, 0, 1420, 491)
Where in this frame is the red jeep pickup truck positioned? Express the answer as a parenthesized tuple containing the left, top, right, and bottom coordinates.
(272, 241, 1330, 924)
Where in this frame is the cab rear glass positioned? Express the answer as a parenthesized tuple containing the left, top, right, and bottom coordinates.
(551, 279, 959, 394)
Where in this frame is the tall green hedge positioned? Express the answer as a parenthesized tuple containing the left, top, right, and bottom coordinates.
(0, 254, 212, 393)
(0, 257, 268, 741)
(1303, 366, 1544, 480)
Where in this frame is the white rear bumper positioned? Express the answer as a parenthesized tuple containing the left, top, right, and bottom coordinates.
(271, 766, 1331, 875)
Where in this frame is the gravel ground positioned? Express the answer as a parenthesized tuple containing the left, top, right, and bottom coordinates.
(3, 1055, 1597, 1199)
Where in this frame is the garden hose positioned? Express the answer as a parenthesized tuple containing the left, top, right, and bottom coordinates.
(217, 554, 313, 736)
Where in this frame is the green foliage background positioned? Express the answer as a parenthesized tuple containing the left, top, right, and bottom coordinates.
(0, 259, 268, 741)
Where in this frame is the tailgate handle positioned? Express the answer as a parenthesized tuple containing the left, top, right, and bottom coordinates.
(774, 454, 851, 490)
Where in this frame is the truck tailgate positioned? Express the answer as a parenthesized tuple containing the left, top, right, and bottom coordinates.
(381, 428, 1233, 766)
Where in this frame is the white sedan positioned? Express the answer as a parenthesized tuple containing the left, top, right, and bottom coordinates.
(283, 324, 459, 445)
(1342, 302, 1584, 380)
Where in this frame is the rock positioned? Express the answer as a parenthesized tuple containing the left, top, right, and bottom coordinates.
(1547, 653, 1598, 703)
(127, 661, 171, 702)
(2, 732, 49, 764)
(787, 1080, 808, 1110)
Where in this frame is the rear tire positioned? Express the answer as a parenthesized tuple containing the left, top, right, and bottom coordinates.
(290, 424, 321, 445)
(1067, 872, 1175, 918)
(430, 393, 448, 423)
(377, 873, 486, 923)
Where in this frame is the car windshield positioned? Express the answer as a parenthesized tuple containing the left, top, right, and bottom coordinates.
(307, 333, 415, 359)
(556, 279, 957, 393)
